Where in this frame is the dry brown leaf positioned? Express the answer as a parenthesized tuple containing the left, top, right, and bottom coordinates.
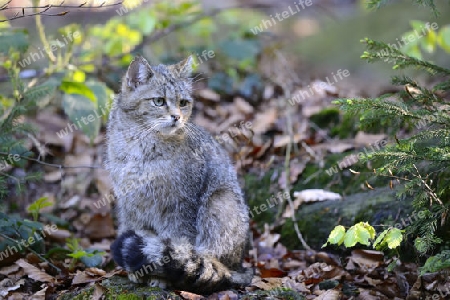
(352, 249, 384, 261)
(60, 195, 82, 209)
(31, 286, 47, 300)
(48, 229, 71, 241)
(44, 171, 63, 182)
(364, 275, 383, 286)
(180, 290, 205, 300)
(216, 113, 245, 133)
(193, 114, 216, 132)
(251, 107, 277, 134)
(92, 283, 106, 300)
(283, 260, 305, 269)
(82, 213, 115, 239)
(196, 89, 220, 102)
(234, 97, 254, 115)
(251, 277, 283, 290)
(315, 289, 341, 300)
(259, 268, 287, 278)
(282, 278, 310, 293)
(325, 141, 355, 154)
(354, 131, 387, 146)
(15, 259, 55, 283)
(75, 132, 105, 148)
(94, 168, 113, 197)
(6, 292, 30, 300)
(0, 278, 25, 297)
(346, 250, 383, 271)
(86, 267, 106, 277)
(357, 289, 389, 300)
(258, 224, 280, 249)
(72, 270, 98, 285)
(278, 160, 307, 190)
(216, 290, 238, 300)
(0, 264, 20, 276)
(32, 111, 74, 151)
(64, 154, 93, 175)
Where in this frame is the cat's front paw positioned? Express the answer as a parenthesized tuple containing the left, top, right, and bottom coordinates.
(110, 230, 147, 272)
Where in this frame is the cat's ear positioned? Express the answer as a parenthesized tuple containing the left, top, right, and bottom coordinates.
(126, 56, 153, 90)
(172, 56, 193, 78)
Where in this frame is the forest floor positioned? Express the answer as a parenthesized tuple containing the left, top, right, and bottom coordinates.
(1, 58, 448, 299)
(1, 1, 450, 299)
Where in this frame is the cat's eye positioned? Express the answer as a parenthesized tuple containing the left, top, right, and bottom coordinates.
(180, 100, 189, 107)
(152, 98, 165, 106)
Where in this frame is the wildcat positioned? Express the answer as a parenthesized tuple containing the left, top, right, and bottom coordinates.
(105, 55, 252, 294)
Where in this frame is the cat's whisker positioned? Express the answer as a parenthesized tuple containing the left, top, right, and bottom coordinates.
(107, 122, 160, 145)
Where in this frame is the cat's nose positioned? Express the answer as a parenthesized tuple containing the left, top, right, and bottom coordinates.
(171, 115, 180, 122)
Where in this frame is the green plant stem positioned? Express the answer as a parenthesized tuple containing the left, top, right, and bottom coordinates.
(273, 50, 311, 251)
(33, 0, 56, 64)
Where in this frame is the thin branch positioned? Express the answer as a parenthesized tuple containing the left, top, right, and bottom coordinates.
(0, 151, 101, 169)
(0, 1, 123, 22)
(412, 164, 444, 207)
(0, 232, 61, 273)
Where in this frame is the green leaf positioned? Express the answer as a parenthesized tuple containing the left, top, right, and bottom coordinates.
(61, 93, 101, 141)
(127, 10, 156, 35)
(80, 250, 105, 267)
(401, 41, 422, 60)
(344, 222, 375, 247)
(65, 238, 80, 252)
(438, 25, 450, 53)
(22, 219, 44, 230)
(420, 29, 437, 53)
(68, 250, 88, 259)
(414, 237, 428, 254)
(0, 29, 28, 54)
(60, 81, 96, 103)
(322, 225, 346, 247)
(85, 81, 112, 121)
(420, 250, 450, 275)
(27, 197, 53, 220)
(373, 228, 390, 250)
(384, 228, 403, 249)
(46, 247, 71, 259)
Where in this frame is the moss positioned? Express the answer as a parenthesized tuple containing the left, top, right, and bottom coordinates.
(279, 187, 414, 250)
(58, 276, 182, 300)
(241, 288, 305, 300)
(244, 170, 279, 228)
(309, 108, 340, 129)
(58, 286, 94, 300)
(309, 108, 359, 139)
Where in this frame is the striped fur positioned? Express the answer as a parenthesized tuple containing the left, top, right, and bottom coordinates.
(105, 56, 252, 294)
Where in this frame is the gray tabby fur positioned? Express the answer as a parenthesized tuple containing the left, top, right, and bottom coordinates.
(105, 55, 252, 294)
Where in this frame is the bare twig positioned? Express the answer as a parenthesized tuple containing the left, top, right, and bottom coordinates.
(0, 151, 101, 169)
(0, 232, 61, 273)
(0, 1, 123, 22)
(276, 50, 311, 251)
(412, 164, 444, 206)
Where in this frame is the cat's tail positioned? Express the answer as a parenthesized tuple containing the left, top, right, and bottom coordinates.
(111, 230, 253, 294)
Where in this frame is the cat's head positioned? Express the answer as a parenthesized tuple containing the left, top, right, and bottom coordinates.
(119, 55, 193, 136)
